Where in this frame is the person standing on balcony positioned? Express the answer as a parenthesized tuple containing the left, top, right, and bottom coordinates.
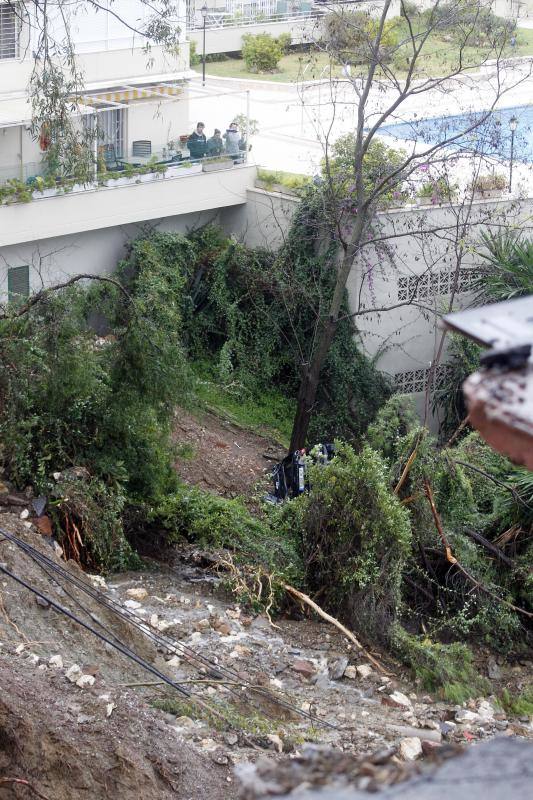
(223, 122, 240, 157)
(187, 122, 207, 160)
(207, 129, 224, 157)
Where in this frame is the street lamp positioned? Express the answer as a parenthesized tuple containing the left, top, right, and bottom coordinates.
(201, 4, 208, 87)
(509, 115, 518, 193)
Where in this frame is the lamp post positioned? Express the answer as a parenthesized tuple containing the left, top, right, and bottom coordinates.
(509, 115, 518, 193)
(201, 4, 208, 87)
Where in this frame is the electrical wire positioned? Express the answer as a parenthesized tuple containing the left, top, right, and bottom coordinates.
(0, 527, 337, 730)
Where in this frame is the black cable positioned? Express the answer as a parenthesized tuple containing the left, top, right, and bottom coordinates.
(0, 527, 337, 730)
(0, 560, 193, 699)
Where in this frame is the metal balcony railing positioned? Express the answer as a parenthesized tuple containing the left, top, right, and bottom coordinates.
(189, 9, 323, 30)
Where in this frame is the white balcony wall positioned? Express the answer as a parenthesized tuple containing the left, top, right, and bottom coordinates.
(0, 164, 256, 248)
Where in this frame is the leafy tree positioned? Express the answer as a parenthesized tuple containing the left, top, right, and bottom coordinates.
(475, 230, 533, 302)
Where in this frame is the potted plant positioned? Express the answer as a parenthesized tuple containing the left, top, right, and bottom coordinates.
(417, 177, 457, 206)
(470, 173, 507, 199)
(202, 156, 234, 173)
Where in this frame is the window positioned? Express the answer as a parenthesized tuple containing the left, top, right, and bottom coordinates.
(97, 108, 126, 158)
(7, 265, 29, 304)
(394, 363, 451, 395)
(397, 268, 482, 302)
(0, 3, 20, 60)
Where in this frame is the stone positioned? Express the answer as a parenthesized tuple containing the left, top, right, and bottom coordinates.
(26, 653, 40, 665)
(35, 596, 50, 609)
(126, 587, 148, 601)
(382, 691, 412, 710)
(15, 644, 25, 655)
(166, 655, 181, 667)
(65, 664, 82, 683)
(292, 659, 316, 679)
(455, 708, 479, 724)
(19, 508, 30, 520)
(195, 618, 210, 631)
(49, 654, 63, 669)
(356, 664, 373, 679)
(399, 737, 423, 761)
(421, 739, 442, 756)
(32, 515, 52, 536)
(211, 750, 229, 765)
(224, 732, 239, 746)
(267, 734, 283, 753)
(477, 700, 495, 721)
(77, 714, 93, 724)
(487, 658, 502, 680)
(328, 656, 349, 680)
(175, 716, 196, 728)
(76, 674, 96, 688)
(344, 666, 357, 680)
(124, 599, 142, 610)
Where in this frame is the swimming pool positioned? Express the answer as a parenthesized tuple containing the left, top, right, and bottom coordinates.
(378, 105, 533, 163)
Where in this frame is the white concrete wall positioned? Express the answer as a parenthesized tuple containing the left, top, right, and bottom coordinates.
(0, 208, 227, 300)
(125, 97, 191, 155)
(0, 164, 256, 248)
(189, 15, 319, 54)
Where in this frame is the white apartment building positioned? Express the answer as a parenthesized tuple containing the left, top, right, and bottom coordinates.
(0, 0, 256, 301)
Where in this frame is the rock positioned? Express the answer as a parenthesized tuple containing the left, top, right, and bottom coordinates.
(388, 725, 441, 743)
(211, 750, 229, 765)
(126, 587, 148, 601)
(26, 653, 40, 665)
(399, 737, 422, 761)
(421, 739, 442, 756)
(292, 659, 316, 679)
(65, 664, 82, 683)
(213, 618, 232, 636)
(76, 674, 96, 689)
(77, 714, 93, 724)
(356, 664, 373, 679)
(382, 691, 412, 710)
(32, 515, 52, 536)
(35, 596, 50, 609)
(49, 654, 63, 669)
(19, 508, 30, 520)
(166, 655, 181, 667)
(267, 734, 283, 753)
(124, 599, 142, 610)
(195, 618, 210, 631)
(328, 656, 349, 680)
(175, 716, 196, 728)
(487, 658, 502, 680)
(344, 666, 358, 680)
(455, 708, 479, 724)
(224, 732, 239, 746)
(477, 700, 495, 721)
(15, 644, 25, 655)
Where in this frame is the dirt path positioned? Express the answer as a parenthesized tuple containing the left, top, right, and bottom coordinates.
(172, 408, 285, 498)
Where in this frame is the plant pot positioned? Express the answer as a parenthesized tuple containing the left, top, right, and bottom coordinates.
(202, 160, 234, 173)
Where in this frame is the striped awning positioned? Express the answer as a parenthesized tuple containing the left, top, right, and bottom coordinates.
(82, 84, 183, 107)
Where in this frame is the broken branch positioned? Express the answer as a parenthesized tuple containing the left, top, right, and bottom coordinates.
(283, 583, 391, 675)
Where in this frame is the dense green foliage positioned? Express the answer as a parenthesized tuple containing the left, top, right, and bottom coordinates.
(475, 230, 533, 302)
(324, 11, 400, 63)
(242, 33, 284, 72)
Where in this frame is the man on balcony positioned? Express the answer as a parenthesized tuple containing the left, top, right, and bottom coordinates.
(187, 122, 207, 160)
(207, 129, 224, 157)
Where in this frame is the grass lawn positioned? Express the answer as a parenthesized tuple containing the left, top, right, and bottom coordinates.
(197, 27, 533, 84)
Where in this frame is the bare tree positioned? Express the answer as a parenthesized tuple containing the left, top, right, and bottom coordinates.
(287, 0, 530, 449)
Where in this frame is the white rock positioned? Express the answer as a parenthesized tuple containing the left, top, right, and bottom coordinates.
(19, 508, 30, 520)
(455, 708, 479, 724)
(301, 701, 311, 713)
(267, 734, 283, 753)
(126, 587, 148, 601)
(38, 664, 47, 672)
(124, 599, 142, 610)
(356, 664, 373, 679)
(166, 655, 181, 667)
(270, 678, 283, 689)
(49, 654, 63, 669)
(150, 613, 159, 628)
(76, 674, 96, 688)
(52, 471, 62, 481)
(399, 737, 422, 761)
(106, 702, 116, 717)
(344, 666, 357, 680)
(65, 664, 82, 683)
(15, 644, 25, 655)
(23, 521, 32, 529)
(477, 700, 495, 721)
(389, 691, 412, 709)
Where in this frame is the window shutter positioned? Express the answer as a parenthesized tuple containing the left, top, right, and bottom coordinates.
(7, 265, 29, 304)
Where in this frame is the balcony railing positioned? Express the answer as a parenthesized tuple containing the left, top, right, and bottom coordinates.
(189, 9, 323, 30)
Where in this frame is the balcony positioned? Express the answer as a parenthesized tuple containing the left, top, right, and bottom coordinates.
(0, 158, 256, 247)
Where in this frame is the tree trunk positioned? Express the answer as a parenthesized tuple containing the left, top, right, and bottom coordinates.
(289, 316, 338, 451)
